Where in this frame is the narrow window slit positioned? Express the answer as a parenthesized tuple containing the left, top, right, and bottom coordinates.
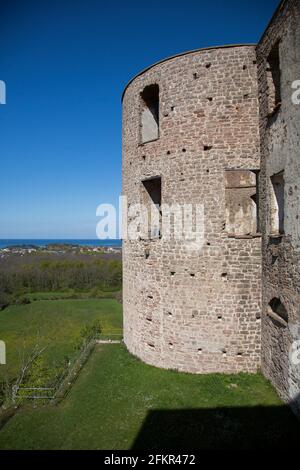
(140, 84, 159, 143)
(270, 171, 284, 235)
(141, 176, 162, 239)
(267, 41, 281, 115)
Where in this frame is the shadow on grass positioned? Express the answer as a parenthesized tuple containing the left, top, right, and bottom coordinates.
(131, 405, 300, 450)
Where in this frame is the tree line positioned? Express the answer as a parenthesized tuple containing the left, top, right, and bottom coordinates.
(0, 255, 122, 309)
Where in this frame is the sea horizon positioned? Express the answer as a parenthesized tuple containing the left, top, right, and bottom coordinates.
(0, 239, 122, 249)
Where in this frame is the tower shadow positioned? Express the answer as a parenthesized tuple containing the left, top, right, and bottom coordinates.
(131, 405, 300, 450)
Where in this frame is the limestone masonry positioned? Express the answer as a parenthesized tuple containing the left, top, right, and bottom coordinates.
(122, 0, 300, 414)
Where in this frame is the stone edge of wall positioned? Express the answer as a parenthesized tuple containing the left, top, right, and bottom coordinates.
(121, 43, 257, 101)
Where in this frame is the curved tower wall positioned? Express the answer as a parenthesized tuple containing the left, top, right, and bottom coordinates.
(122, 45, 262, 374)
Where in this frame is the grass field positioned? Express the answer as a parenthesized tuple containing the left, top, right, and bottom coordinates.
(0, 298, 122, 380)
(0, 344, 299, 450)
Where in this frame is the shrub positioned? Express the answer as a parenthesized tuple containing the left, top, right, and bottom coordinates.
(15, 296, 31, 306)
(74, 320, 102, 351)
(0, 292, 12, 310)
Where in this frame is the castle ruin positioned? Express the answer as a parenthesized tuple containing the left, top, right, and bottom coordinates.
(122, 0, 300, 414)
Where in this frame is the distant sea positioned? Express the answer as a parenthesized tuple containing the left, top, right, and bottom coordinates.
(0, 239, 122, 249)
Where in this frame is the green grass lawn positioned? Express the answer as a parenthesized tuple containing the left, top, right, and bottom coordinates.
(0, 298, 122, 380)
(0, 344, 299, 450)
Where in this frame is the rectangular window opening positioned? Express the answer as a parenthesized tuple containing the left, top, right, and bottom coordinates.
(225, 170, 259, 236)
(270, 171, 284, 235)
(140, 84, 159, 144)
(267, 41, 281, 115)
(141, 176, 162, 239)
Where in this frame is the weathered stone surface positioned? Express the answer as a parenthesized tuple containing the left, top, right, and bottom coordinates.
(257, 0, 300, 415)
(122, 45, 261, 374)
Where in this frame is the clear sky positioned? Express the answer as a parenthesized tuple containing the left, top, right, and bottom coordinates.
(0, 0, 280, 239)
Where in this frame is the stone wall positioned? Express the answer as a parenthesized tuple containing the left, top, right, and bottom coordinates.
(257, 0, 300, 414)
(122, 45, 262, 374)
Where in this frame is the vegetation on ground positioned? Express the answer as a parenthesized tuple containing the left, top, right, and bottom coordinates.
(0, 344, 299, 450)
(0, 252, 122, 309)
(0, 298, 122, 384)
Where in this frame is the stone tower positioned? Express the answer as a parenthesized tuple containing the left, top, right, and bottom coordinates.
(122, 45, 262, 374)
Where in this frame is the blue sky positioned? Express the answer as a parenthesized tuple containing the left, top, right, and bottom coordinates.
(0, 0, 279, 239)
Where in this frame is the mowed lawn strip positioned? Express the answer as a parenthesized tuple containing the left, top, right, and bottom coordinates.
(0, 344, 299, 450)
(0, 298, 122, 379)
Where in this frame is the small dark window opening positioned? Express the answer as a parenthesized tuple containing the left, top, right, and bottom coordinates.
(141, 177, 162, 239)
(268, 298, 288, 325)
(270, 171, 284, 235)
(140, 84, 159, 143)
(267, 41, 281, 115)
